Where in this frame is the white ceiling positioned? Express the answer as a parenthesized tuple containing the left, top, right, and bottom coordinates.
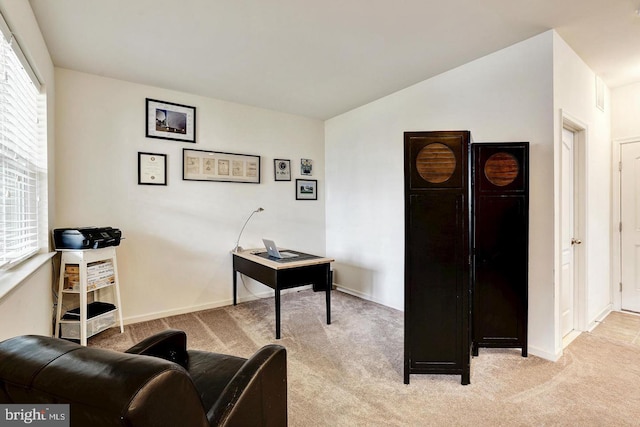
(28, 0, 640, 119)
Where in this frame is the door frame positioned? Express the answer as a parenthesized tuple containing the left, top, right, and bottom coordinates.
(611, 136, 640, 311)
(559, 111, 588, 348)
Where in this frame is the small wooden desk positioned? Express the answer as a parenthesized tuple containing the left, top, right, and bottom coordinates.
(232, 249, 334, 339)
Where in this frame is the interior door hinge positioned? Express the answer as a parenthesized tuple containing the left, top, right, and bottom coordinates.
(620, 282, 623, 292)
(620, 222, 623, 232)
(619, 161, 622, 171)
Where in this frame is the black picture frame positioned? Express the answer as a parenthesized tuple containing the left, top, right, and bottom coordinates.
(296, 179, 317, 200)
(146, 98, 196, 143)
(274, 159, 291, 181)
(301, 158, 313, 176)
(138, 152, 167, 185)
(183, 148, 261, 183)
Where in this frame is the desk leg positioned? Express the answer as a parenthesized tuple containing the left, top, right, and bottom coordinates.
(275, 288, 281, 339)
(233, 270, 237, 306)
(326, 267, 331, 325)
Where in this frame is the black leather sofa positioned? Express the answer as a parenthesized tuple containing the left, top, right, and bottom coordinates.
(0, 329, 287, 426)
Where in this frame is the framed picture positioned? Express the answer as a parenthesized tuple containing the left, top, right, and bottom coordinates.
(296, 179, 317, 200)
(138, 152, 167, 185)
(146, 98, 196, 143)
(301, 158, 313, 176)
(183, 148, 260, 183)
(274, 159, 291, 181)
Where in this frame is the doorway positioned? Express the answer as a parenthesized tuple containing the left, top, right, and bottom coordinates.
(620, 141, 640, 313)
(560, 113, 587, 348)
(560, 128, 576, 339)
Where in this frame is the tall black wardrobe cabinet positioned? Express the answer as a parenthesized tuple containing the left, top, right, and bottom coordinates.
(404, 132, 528, 385)
(472, 143, 529, 357)
(404, 131, 472, 385)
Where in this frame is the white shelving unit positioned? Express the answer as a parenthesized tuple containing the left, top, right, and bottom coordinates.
(54, 247, 124, 345)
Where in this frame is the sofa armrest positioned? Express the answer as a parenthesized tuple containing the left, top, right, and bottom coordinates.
(207, 344, 287, 427)
(0, 335, 210, 427)
(125, 329, 189, 368)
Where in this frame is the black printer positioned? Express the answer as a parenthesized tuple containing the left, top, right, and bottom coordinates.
(53, 227, 122, 250)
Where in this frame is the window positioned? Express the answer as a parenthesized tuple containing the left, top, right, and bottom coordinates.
(0, 14, 45, 269)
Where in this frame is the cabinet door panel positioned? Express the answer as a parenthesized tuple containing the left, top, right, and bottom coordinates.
(472, 143, 528, 356)
(408, 193, 462, 365)
(474, 196, 526, 340)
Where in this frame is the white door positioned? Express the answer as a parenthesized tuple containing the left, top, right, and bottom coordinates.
(560, 128, 576, 337)
(621, 142, 640, 312)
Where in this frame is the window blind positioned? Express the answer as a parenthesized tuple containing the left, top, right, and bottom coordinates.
(0, 19, 42, 269)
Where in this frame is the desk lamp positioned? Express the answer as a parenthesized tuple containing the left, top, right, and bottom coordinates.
(233, 207, 264, 253)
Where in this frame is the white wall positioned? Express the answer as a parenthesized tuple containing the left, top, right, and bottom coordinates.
(0, 0, 56, 340)
(610, 81, 640, 311)
(326, 32, 557, 358)
(55, 69, 325, 323)
(612, 82, 640, 139)
(0, 263, 53, 340)
(552, 34, 612, 341)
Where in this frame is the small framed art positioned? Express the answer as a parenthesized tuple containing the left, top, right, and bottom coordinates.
(301, 158, 313, 175)
(274, 159, 291, 181)
(296, 179, 317, 200)
(183, 148, 260, 183)
(138, 152, 167, 185)
(146, 98, 196, 143)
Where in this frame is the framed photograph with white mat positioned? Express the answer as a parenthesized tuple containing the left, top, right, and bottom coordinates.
(146, 98, 196, 143)
(296, 179, 317, 200)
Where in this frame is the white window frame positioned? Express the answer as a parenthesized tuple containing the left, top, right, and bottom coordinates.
(0, 11, 47, 273)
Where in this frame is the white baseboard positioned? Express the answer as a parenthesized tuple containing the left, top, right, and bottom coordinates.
(334, 285, 402, 310)
(123, 300, 231, 325)
(334, 285, 370, 300)
(122, 285, 312, 326)
(528, 344, 562, 362)
(562, 330, 581, 348)
(587, 304, 612, 332)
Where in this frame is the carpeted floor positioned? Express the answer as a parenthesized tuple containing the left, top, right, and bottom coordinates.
(91, 289, 640, 426)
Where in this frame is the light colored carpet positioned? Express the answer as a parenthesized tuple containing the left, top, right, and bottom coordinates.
(91, 290, 640, 426)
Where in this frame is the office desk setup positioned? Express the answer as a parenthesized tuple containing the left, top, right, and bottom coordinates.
(232, 248, 334, 339)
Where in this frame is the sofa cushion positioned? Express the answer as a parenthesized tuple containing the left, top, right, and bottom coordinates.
(186, 350, 246, 412)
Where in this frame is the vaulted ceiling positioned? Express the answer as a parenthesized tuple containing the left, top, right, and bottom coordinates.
(29, 0, 640, 119)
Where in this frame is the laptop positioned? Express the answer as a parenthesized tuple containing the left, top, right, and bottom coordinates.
(262, 239, 298, 259)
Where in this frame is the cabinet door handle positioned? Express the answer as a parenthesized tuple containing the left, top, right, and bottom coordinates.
(571, 238, 582, 245)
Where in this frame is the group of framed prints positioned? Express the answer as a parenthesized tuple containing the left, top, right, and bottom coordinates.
(274, 158, 313, 180)
(273, 158, 317, 200)
(138, 97, 318, 200)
